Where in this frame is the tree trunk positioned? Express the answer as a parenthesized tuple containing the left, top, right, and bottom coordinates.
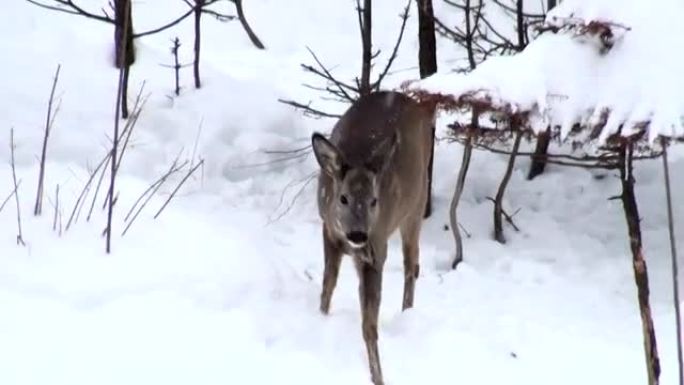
(527, 0, 558, 179)
(193, 0, 202, 89)
(114, 0, 133, 119)
(619, 143, 661, 385)
(493, 130, 522, 244)
(121, 63, 130, 119)
(234, 0, 265, 49)
(114, 0, 135, 68)
(516, 0, 524, 49)
(547, 0, 557, 12)
(359, 0, 372, 96)
(417, 0, 438, 218)
(527, 130, 550, 180)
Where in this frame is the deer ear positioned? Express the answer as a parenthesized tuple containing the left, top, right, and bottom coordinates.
(312, 133, 343, 176)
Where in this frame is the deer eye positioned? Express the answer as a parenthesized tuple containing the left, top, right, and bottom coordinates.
(340, 195, 349, 205)
(370, 198, 377, 207)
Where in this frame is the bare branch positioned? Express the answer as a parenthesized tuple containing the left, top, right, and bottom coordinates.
(278, 99, 341, 119)
(9, 129, 26, 246)
(24, 0, 114, 23)
(371, 0, 411, 91)
(154, 159, 205, 219)
(35, 64, 61, 216)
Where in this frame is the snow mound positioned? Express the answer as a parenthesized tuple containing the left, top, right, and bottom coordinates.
(403, 0, 684, 144)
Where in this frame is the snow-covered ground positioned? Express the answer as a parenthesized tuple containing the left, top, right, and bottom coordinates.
(0, 1, 681, 384)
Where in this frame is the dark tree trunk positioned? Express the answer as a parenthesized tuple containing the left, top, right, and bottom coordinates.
(528, 1, 557, 179)
(359, 0, 372, 96)
(234, 0, 265, 49)
(527, 130, 551, 180)
(121, 63, 130, 119)
(172, 38, 181, 96)
(114, 0, 135, 68)
(417, 0, 437, 218)
(619, 144, 660, 385)
(493, 130, 522, 244)
(114, 0, 133, 119)
(516, 0, 524, 49)
(547, 0, 557, 12)
(193, 0, 203, 89)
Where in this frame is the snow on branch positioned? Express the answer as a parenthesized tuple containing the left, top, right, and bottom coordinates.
(402, 0, 684, 152)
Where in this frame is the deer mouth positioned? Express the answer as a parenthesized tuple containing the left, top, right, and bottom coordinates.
(348, 240, 367, 249)
(346, 231, 368, 249)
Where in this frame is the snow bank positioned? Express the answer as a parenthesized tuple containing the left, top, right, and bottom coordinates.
(404, 0, 684, 144)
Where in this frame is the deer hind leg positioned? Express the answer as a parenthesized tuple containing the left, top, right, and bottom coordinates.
(320, 225, 343, 315)
(400, 215, 421, 311)
(356, 244, 386, 385)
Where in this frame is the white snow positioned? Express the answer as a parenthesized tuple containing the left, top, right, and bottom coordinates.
(0, 1, 682, 385)
(405, 0, 684, 144)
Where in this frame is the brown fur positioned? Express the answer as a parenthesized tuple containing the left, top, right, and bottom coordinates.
(312, 91, 433, 385)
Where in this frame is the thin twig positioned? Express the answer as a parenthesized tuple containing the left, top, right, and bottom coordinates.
(10, 129, 26, 246)
(154, 159, 205, 219)
(35, 64, 61, 216)
(0, 181, 22, 214)
(53, 184, 60, 232)
(662, 142, 683, 385)
(65, 151, 111, 231)
(106, 0, 131, 253)
(371, 0, 411, 91)
(122, 157, 188, 236)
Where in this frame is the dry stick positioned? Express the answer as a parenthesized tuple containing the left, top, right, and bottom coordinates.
(493, 130, 523, 244)
(450, 131, 473, 269)
(153, 159, 204, 219)
(99, 84, 146, 214)
(662, 143, 683, 385)
(10, 129, 26, 246)
(65, 152, 111, 231)
(277, 99, 341, 119)
(53, 184, 60, 232)
(486, 197, 521, 231)
(0, 181, 22, 214)
(620, 143, 660, 385)
(171, 37, 182, 95)
(269, 171, 318, 224)
(370, 0, 411, 91)
(35, 64, 61, 216)
(106, 0, 131, 254)
(122, 159, 188, 235)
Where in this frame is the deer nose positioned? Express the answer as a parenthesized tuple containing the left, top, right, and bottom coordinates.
(346, 231, 368, 245)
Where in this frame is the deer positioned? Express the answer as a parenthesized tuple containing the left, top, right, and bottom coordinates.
(311, 90, 433, 385)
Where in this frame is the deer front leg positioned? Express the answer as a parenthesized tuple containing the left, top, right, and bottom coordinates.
(400, 217, 421, 310)
(320, 225, 343, 315)
(356, 245, 385, 385)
